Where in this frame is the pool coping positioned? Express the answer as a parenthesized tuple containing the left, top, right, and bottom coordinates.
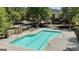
(7, 28, 64, 51)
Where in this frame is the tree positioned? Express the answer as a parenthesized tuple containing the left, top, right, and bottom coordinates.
(11, 11, 21, 24)
(40, 7, 52, 20)
(73, 14, 79, 26)
(11, 7, 27, 20)
(62, 7, 71, 22)
(27, 7, 52, 20)
(61, 7, 79, 24)
(0, 8, 11, 35)
(0, 7, 53, 35)
(5, 7, 27, 24)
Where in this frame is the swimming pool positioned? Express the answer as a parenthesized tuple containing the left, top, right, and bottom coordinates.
(10, 30, 62, 50)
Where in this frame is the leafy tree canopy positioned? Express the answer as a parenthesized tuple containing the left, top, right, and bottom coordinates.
(27, 7, 52, 20)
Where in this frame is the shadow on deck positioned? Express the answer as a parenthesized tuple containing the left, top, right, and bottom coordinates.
(63, 37, 79, 51)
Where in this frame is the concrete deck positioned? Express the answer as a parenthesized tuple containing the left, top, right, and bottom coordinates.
(45, 30, 77, 51)
(0, 29, 78, 51)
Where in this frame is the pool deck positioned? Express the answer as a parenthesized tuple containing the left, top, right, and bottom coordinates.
(45, 30, 77, 51)
(0, 28, 77, 51)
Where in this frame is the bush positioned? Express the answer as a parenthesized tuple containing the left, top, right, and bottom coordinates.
(73, 14, 79, 26)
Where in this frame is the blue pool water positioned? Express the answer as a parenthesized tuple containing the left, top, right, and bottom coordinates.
(11, 30, 62, 50)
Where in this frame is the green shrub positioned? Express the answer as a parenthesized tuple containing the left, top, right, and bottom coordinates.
(73, 14, 79, 26)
